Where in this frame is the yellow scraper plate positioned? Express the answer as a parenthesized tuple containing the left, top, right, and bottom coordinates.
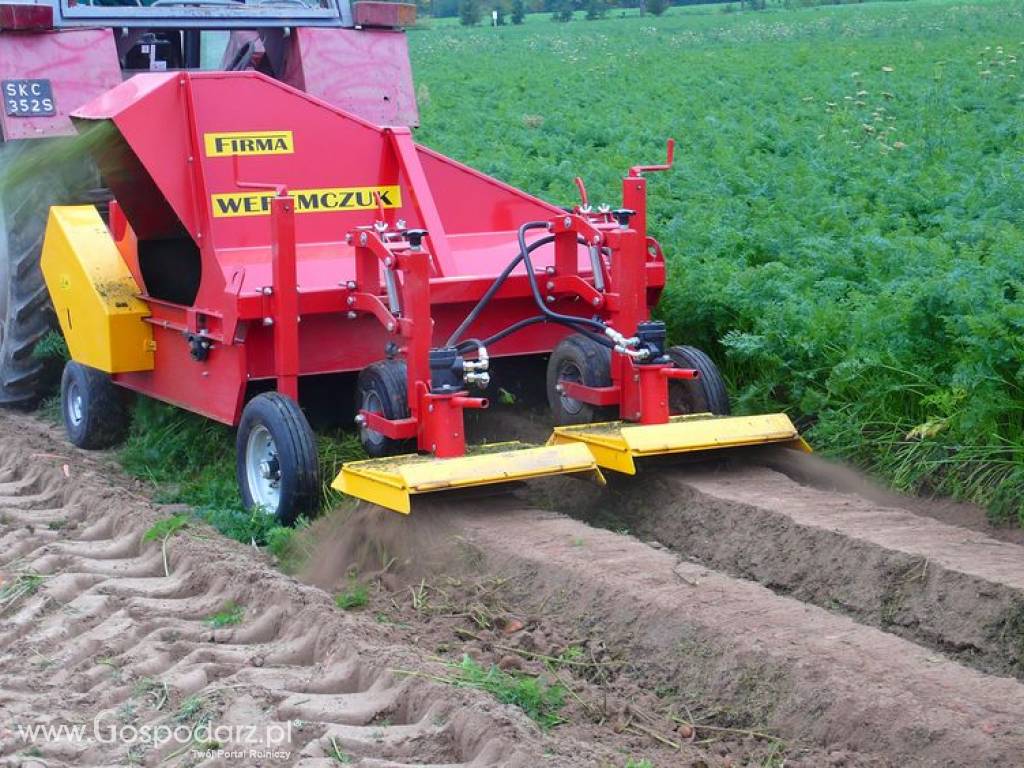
(332, 442, 605, 514)
(549, 413, 811, 475)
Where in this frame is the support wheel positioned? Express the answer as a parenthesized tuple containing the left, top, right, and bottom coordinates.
(61, 361, 129, 449)
(356, 360, 411, 458)
(546, 334, 612, 426)
(236, 393, 320, 526)
(667, 345, 731, 416)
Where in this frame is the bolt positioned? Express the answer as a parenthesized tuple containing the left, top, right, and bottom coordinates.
(556, 384, 564, 394)
(546, 280, 555, 291)
(346, 281, 357, 290)
(359, 232, 368, 246)
(428, 404, 434, 413)
(593, 235, 602, 245)
(592, 297, 601, 306)
(386, 321, 395, 332)
(354, 414, 366, 426)
(262, 317, 274, 327)
(347, 296, 356, 306)
(262, 286, 273, 296)
(563, 216, 572, 228)
(545, 266, 555, 276)
(545, 295, 555, 304)
(384, 257, 393, 267)
(346, 311, 357, 319)
(431, 443, 437, 452)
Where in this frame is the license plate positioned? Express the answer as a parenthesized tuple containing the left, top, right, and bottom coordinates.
(2, 79, 56, 117)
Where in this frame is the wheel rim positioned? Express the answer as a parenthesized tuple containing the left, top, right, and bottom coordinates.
(360, 390, 386, 448)
(245, 425, 281, 515)
(556, 361, 585, 416)
(65, 380, 83, 427)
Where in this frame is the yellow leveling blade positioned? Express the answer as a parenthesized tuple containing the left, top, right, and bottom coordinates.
(333, 442, 604, 514)
(548, 413, 810, 475)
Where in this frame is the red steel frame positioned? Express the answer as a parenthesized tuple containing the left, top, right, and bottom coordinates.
(70, 72, 673, 451)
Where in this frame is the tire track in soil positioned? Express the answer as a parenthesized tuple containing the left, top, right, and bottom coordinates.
(0, 415, 625, 768)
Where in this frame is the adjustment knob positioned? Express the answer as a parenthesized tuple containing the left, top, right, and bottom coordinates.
(405, 229, 428, 248)
(612, 209, 636, 227)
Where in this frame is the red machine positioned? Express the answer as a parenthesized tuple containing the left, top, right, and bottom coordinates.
(43, 71, 806, 518)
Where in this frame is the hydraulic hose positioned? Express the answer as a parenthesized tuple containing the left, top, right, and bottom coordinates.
(445, 235, 552, 347)
(516, 221, 610, 334)
(449, 221, 618, 356)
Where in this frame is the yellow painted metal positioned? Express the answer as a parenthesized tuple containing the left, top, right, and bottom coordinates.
(40, 206, 153, 374)
(333, 442, 604, 514)
(548, 413, 810, 475)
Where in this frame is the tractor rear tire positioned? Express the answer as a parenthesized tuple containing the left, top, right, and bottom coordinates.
(236, 393, 320, 527)
(356, 360, 411, 458)
(0, 169, 60, 408)
(0, 143, 108, 409)
(60, 361, 130, 450)
(546, 334, 613, 426)
(666, 345, 731, 416)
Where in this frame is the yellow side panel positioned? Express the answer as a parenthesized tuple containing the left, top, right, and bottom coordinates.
(40, 206, 153, 374)
(549, 413, 809, 474)
(333, 442, 604, 514)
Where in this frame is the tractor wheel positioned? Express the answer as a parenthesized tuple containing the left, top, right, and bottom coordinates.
(355, 360, 411, 458)
(666, 345, 731, 416)
(0, 169, 60, 408)
(60, 361, 130, 450)
(236, 393, 320, 527)
(0, 143, 107, 409)
(546, 334, 613, 426)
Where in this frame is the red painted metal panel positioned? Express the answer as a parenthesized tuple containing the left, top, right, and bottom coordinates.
(352, 2, 417, 28)
(70, 72, 666, 426)
(0, 4, 54, 31)
(0, 29, 119, 140)
(114, 324, 248, 425)
(282, 27, 418, 128)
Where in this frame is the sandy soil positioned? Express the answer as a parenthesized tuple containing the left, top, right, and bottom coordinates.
(5, 410, 1024, 768)
(0, 414, 632, 767)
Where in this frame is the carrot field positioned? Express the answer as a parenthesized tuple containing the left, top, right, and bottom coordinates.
(409, 0, 1024, 521)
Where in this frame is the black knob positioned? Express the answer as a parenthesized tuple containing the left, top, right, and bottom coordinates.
(612, 209, 636, 227)
(405, 229, 428, 248)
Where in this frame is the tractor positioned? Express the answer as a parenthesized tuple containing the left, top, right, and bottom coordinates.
(0, 0, 415, 407)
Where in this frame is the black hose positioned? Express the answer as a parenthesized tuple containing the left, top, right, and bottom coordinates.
(516, 222, 610, 335)
(445, 235, 551, 347)
(449, 221, 616, 354)
(456, 315, 615, 355)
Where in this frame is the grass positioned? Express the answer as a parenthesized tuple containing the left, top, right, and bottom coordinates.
(335, 577, 371, 610)
(0, 572, 44, 615)
(141, 514, 189, 576)
(447, 655, 566, 729)
(117, 398, 363, 562)
(204, 600, 245, 628)
(408, 0, 1024, 523)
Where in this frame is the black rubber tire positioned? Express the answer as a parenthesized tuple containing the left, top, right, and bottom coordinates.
(0, 143, 108, 409)
(236, 393, 320, 527)
(355, 360, 411, 458)
(60, 361, 130, 450)
(546, 334, 613, 426)
(0, 169, 59, 408)
(666, 345, 731, 416)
